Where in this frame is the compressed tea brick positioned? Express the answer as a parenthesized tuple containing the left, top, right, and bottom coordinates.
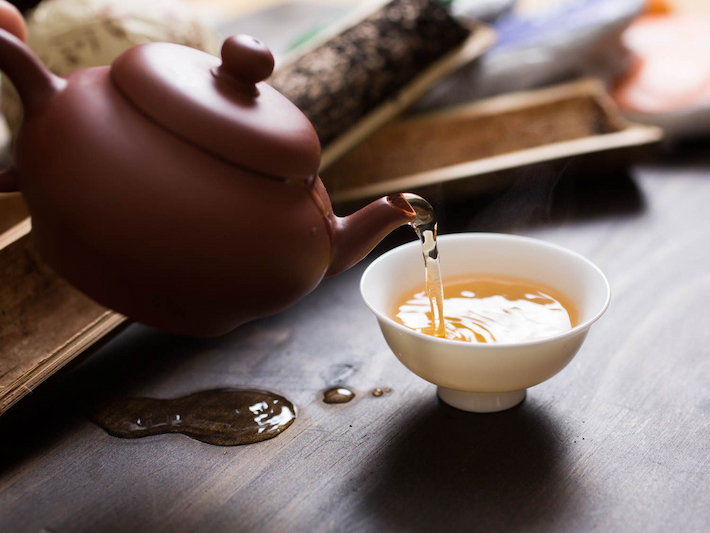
(269, 0, 470, 147)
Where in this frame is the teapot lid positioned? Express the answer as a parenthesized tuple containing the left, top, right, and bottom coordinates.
(110, 35, 321, 182)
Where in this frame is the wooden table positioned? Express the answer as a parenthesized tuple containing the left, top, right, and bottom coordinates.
(1, 150, 709, 532)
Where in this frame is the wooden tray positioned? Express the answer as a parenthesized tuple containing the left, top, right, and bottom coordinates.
(0, 195, 126, 416)
(321, 79, 664, 205)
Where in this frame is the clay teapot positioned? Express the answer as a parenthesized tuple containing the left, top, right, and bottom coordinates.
(0, 28, 417, 336)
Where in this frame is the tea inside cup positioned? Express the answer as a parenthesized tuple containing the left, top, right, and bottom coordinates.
(360, 233, 610, 413)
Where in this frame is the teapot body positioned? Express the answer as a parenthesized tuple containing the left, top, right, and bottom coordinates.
(17, 67, 332, 335)
(0, 30, 417, 336)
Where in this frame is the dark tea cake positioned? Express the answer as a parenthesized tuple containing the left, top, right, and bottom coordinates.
(269, 0, 471, 146)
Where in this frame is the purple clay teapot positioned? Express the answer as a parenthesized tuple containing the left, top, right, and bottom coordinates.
(0, 30, 416, 336)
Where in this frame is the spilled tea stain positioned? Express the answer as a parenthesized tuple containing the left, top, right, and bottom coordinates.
(323, 386, 356, 404)
(90, 389, 296, 446)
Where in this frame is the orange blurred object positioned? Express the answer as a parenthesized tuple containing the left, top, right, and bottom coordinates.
(646, 0, 672, 14)
(0, 1, 25, 41)
(612, 14, 710, 114)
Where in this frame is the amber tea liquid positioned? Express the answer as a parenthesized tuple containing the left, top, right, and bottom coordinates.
(394, 275, 578, 343)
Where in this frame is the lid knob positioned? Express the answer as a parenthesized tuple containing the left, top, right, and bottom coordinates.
(219, 35, 274, 86)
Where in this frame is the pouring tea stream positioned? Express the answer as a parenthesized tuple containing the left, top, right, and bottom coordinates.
(402, 193, 446, 338)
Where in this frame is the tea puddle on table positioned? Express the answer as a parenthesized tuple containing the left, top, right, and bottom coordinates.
(90, 389, 296, 446)
(403, 193, 446, 337)
(323, 386, 356, 404)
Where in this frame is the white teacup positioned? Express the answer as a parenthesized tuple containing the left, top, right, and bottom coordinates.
(360, 233, 610, 413)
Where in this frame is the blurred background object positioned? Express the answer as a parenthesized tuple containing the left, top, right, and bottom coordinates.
(216, 3, 352, 62)
(1, 0, 221, 137)
(0, 0, 25, 39)
(611, 9, 710, 141)
(450, 0, 516, 21)
(5, 0, 41, 13)
(416, 0, 646, 111)
(214, 0, 513, 65)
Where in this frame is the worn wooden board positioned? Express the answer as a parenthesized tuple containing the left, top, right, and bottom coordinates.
(0, 220, 127, 416)
(1, 153, 709, 532)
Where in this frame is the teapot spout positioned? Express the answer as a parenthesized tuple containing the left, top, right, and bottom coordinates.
(0, 26, 65, 117)
(326, 194, 416, 277)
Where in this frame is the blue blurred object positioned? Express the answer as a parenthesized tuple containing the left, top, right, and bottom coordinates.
(417, 0, 645, 111)
(493, 0, 640, 48)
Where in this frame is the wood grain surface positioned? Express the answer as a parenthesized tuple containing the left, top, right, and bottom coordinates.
(0, 150, 709, 532)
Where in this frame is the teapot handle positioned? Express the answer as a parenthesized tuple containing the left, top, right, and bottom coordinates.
(0, 166, 19, 192)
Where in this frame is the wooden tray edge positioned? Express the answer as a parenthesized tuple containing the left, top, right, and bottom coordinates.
(332, 125, 662, 203)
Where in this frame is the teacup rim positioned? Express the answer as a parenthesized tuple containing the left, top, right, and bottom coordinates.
(360, 232, 611, 349)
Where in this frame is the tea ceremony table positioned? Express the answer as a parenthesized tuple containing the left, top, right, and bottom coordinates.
(1, 148, 709, 532)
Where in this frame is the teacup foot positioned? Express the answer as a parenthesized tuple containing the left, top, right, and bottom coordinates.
(437, 387, 526, 413)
